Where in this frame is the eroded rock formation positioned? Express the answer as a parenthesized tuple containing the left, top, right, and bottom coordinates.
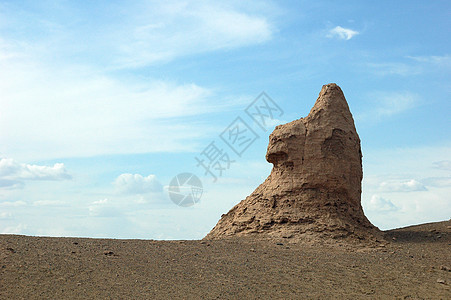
(205, 83, 381, 243)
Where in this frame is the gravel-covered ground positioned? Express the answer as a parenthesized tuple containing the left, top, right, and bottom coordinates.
(1, 220, 450, 299)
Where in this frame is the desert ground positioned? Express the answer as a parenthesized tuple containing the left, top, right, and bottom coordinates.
(0, 220, 450, 299)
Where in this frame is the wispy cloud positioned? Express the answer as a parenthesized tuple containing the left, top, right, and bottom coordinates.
(32, 200, 68, 207)
(88, 198, 122, 217)
(407, 55, 451, 67)
(0, 56, 227, 160)
(0, 201, 26, 207)
(366, 62, 422, 76)
(0, 212, 12, 219)
(356, 91, 419, 122)
(0, 1, 273, 69)
(362, 145, 451, 229)
(367, 55, 451, 77)
(116, 2, 273, 68)
(0, 158, 71, 189)
(422, 177, 451, 188)
(327, 26, 359, 40)
(373, 92, 419, 117)
(0, 223, 27, 234)
(366, 195, 398, 212)
(0, 1, 274, 161)
(432, 160, 451, 171)
(379, 179, 427, 192)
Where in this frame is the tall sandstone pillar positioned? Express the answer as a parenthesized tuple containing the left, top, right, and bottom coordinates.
(206, 84, 381, 243)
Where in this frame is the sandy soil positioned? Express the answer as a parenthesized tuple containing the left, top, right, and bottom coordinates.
(1, 220, 450, 299)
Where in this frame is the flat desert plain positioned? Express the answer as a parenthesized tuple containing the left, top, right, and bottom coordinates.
(1, 220, 450, 299)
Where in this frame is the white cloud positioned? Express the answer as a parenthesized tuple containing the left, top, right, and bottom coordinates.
(92, 198, 108, 205)
(114, 173, 163, 195)
(327, 26, 359, 40)
(0, 158, 71, 189)
(366, 195, 398, 212)
(379, 179, 427, 192)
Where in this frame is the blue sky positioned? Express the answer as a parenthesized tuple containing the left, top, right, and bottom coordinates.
(0, 0, 450, 239)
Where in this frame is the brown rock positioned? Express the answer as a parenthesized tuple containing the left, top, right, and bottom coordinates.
(205, 83, 381, 243)
(440, 266, 451, 272)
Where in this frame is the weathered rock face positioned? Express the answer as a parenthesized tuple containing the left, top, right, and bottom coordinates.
(205, 84, 381, 243)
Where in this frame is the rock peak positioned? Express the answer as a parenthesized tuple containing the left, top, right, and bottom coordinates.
(316, 83, 347, 107)
(308, 83, 353, 125)
(205, 84, 381, 244)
